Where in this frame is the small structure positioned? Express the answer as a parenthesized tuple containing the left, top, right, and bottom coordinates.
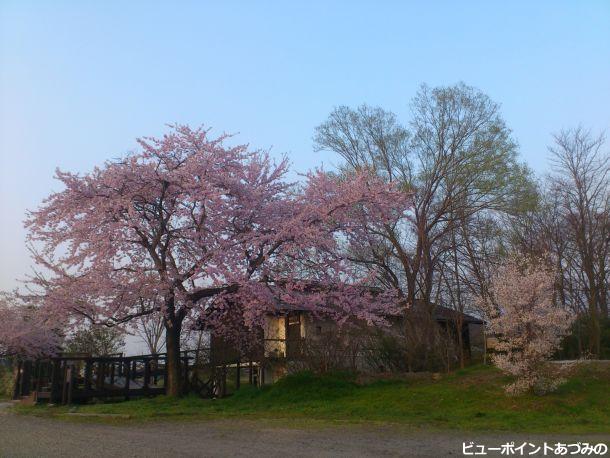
(257, 300, 484, 383)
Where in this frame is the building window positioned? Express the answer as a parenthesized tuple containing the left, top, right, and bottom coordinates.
(288, 314, 300, 325)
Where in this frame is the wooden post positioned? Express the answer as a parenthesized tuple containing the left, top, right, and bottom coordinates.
(12, 360, 22, 400)
(33, 361, 41, 394)
(18, 362, 25, 398)
(248, 360, 253, 385)
(50, 359, 61, 404)
(109, 362, 115, 386)
(143, 359, 150, 393)
(284, 315, 289, 358)
(84, 359, 93, 392)
(236, 360, 241, 390)
(182, 356, 189, 394)
(131, 360, 137, 381)
(61, 364, 69, 405)
(153, 356, 158, 385)
(163, 356, 168, 393)
(21, 361, 31, 396)
(66, 366, 74, 405)
(96, 361, 105, 391)
(221, 364, 227, 397)
(260, 361, 265, 386)
(124, 360, 131, 401)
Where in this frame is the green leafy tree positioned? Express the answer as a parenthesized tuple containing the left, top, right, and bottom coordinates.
(314, 83, 537, 368)
(64, 326, 125, 356)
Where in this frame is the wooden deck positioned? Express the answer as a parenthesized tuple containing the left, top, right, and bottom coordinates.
(13, 338, 297, 404)
(13, 348, 267, 404)
(13, 352, 191, 404)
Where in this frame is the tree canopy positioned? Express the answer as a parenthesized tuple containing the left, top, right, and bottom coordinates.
(22, 124, 408, 395)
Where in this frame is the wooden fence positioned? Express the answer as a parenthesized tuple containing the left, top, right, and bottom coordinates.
(13, 339, 291, 404)
(13, 352, 192, 404)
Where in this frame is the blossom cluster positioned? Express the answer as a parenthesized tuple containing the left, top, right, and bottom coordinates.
(0, 294, 61, 358)
(480, 255, 574, 394)
(13, 124, 411, 356)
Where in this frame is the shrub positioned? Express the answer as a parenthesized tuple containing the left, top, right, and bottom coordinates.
(0, 361, 14, 399)
(292, 328, 365, 374)
(363, 316, 459, 373)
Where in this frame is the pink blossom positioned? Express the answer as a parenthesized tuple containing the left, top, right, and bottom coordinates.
(22, 124, 410, 383)
(0, 294, 61, 358)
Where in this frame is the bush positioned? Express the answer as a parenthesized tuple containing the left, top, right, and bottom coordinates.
(291, 328, 366, 374)
(362, 330, 409, 372)
(363, 317, 459, 373)
(559, 317, 610, 360)
(0, 361, 15, 399)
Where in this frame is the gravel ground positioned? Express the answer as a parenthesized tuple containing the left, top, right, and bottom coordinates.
(0, 402, 608, 457)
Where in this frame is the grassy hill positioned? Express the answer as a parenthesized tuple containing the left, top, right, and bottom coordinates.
(15, 364, 610, 433)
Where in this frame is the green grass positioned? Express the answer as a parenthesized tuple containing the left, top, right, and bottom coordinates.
(14, 364, 610, 433)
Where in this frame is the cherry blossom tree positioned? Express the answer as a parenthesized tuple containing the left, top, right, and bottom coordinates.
(0, 294, 61, 359)
(479, 255, 574, 394)
(25, 125, 408, 396)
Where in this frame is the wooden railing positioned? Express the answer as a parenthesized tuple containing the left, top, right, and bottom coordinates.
(263, 338, 302, 359)
(13, 351, 194, 404)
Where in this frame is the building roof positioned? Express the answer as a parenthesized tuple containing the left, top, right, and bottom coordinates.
(430, 305, 483, 325)
(269, 293, 484, 325)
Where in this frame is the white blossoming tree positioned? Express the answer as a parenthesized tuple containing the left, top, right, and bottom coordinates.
(480, 255, 574, 395)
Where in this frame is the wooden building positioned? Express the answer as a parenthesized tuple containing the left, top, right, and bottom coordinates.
(250, 298, 485, 383)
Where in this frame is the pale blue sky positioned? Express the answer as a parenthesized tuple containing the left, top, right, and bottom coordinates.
(1, 1, 609, 292)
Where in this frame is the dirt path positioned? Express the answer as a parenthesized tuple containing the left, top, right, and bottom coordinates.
(0, 402, 608, 457)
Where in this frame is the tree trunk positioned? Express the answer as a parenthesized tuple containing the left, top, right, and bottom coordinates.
(585, 263, 600, 357)
(482, 327, 487, 365)
(588, 307, 601, 357)
(450, 225, 465, 369)
(164, 319, 182, 397)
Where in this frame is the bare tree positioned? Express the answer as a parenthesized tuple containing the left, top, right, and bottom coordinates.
(133, 314, 166, 355)
(508, 128, 609, 358)
(314, 83, 535, 368)
(547, 128, 609, 356)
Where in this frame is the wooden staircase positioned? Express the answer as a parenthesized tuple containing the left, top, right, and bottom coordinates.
(18, 393, 37, 406)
